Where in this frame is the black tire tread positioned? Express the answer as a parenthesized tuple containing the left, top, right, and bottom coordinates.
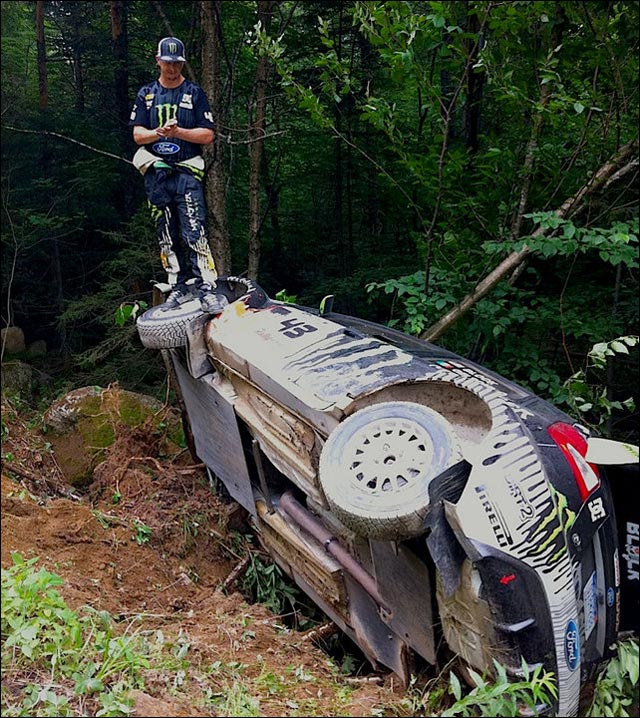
(136, 300, 204, 349)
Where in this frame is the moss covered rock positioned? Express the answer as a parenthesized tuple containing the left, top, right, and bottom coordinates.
(43, 385, 185, 487)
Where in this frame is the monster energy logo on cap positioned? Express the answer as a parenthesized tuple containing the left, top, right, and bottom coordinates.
(156, 37, 186, 62)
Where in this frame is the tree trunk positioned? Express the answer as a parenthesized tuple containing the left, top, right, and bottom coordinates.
(606, 262, 622, 435)
(247, 0, 275, 280)
(70, 8, 85, 113)
(261, 148, 282, 268)
(36, 1, 69, 364)
(420, 139, 639, 342)
(110, 1, 130, 141)
(110, 0, 133, 215)
(333, 108, 344, 276)
(345, 135, 354, 278)
(463, 2, 485, 155)
(201, 0, 231, 276)
(333, 5, 345, 277)
(36, 1, 47, 111)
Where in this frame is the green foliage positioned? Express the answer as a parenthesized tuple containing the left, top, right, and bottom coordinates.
(115, 301, 148, 327)
(440, 658, 557, 717)
(275, 288, 299, 304)
(212, 679, 261, 716)
(367, 268, 466, 335)
(484, 216, 639, 268)
(588, 336, 639, 370)
(587, 639, 639, 717)
(1, 552, 147, 716)
(563, 336, 638, 433)
(1, 551, 321, 716)
(240, 552, 300, 616)
(203, 661, 261, 716)
(132, 519, 152, 546)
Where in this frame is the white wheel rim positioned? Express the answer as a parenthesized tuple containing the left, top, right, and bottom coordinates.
(344, 417, 435, 497)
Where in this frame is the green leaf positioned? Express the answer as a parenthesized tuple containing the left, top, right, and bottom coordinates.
(610, 341, 629, 354)
(574, 102, 585, 114)
(449, 671, 462, 700)
(115, 304, 133, 326)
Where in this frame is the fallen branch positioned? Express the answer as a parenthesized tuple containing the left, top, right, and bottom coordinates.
(2, 461, 79, 500)
(116, 456, 204, 478)
(343, 675, 385, 686)
(221, 556, 250, 591)
(174, 464, 206, 474)
(299, 621, 339, 643)
(420, 138, 639, 342)
(92, 512, 129, 528)
(3, 462, 40, 483)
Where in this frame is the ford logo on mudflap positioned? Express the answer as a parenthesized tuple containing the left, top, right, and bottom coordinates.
(152, 141, 180, 155)
(564, 619, 580, 671)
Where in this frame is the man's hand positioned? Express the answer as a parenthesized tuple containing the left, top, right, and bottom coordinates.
(156, 118, 179, 138)
(150, 123, 213, 146)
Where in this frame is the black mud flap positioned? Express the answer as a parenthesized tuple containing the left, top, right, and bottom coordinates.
(424, 460, 471, 596)
(370, 540, 437, 664)
(609, 463, 640, 635)
(171, 352, 256, 516)
(345, 575, 413, 685)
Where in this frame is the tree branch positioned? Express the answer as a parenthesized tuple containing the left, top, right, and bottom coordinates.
(3, 125, 132, 165)
(419, 138, 639, 342)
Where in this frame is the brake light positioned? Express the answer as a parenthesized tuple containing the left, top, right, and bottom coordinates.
(548, 422, 600, 501)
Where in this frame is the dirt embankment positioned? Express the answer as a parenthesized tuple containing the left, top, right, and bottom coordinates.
(1, 392, 409, 717)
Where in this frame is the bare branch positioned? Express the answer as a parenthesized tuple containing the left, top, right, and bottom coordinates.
(218, 129, 286, 145)
(3, 125, 132, 165)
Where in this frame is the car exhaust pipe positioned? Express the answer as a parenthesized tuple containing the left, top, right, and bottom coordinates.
(278, 491, 391, 615)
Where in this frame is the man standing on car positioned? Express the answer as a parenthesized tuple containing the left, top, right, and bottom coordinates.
(129, 36, 225, 314)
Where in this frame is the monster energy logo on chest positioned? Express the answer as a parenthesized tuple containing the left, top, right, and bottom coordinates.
(156, 103, 178, 126)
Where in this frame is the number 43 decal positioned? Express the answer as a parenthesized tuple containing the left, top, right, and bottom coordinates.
(279, 318, 318, 338)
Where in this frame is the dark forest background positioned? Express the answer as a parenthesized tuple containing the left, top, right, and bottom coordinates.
(1, 0, 638, 441)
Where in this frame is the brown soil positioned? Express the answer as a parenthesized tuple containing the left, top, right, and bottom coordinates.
(1, 395, 411, 717)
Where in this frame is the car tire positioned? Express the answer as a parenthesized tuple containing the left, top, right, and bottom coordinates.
(318, 401, 461, 540)
(136, 299, 204, 349)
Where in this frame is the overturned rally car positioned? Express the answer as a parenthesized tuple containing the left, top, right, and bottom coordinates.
(136, 276, 639, 717)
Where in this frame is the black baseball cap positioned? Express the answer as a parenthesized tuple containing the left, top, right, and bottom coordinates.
(156, 37, 186, 62)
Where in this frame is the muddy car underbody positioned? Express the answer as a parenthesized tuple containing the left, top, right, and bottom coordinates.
(136, 277, 639, 717)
